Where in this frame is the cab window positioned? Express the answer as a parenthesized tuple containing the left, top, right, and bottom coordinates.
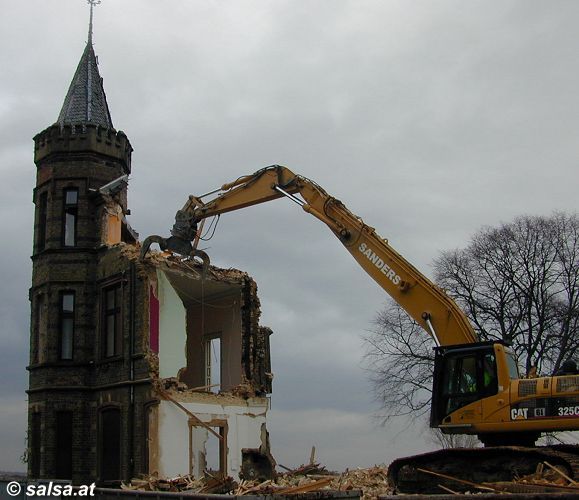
(443, 355, 478, 396)
(505, 351, 520, 379)
(438, 350, 499, 417)
(482, 352, 498, 395)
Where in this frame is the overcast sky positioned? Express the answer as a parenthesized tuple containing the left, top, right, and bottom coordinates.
(2, 0, 579, 473)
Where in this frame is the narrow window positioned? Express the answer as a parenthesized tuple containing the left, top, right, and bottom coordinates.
(37, 192, 48, 252)
(32, 295, 44, 364)
(60, 292, 75, 360)
(100, 408, 121, 481)
(37, 295, 45, 364)
(30, 412, 41, 478)
(102, 285, 122, 357)
(63, 188, 78, 247)
(482, 352, 498, 396)
(205, 336, 221, 392)
(55, 411, 73, 479)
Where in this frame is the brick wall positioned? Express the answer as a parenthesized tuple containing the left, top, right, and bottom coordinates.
(27, 125, 156, 485)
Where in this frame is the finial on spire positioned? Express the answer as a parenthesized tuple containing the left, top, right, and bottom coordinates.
(87, 0, 101, 45)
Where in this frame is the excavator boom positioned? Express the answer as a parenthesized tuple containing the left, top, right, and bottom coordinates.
(142, 165, 476, 346)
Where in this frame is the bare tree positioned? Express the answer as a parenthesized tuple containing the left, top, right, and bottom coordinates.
(363, 302, 435, 421)
(429, 429, 480, 449)
(364, 212, 579, 424)
(434, 212, 579, 375)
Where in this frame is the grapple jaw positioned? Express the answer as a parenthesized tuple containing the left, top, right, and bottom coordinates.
(139, 210, 210, 274)
(139, 234, 211, 274)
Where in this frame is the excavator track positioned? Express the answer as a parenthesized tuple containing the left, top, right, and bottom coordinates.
(387, 444, 579, 494)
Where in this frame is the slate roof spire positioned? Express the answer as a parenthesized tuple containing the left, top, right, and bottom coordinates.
(57, 0, 114, 129)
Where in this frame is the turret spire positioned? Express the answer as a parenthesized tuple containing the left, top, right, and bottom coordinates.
(57, 0, 113, 129)
(88, 0, 101, 45)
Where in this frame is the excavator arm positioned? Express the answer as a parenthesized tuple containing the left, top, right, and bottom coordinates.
(141, 163, 579, 470)
(141, 165, 476, 346)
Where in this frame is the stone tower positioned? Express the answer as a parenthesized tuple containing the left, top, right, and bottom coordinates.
(27, 4, 275, 487)
(27, 6, 135, 483)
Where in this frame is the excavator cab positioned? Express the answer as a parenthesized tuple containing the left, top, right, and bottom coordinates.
(430, 341, 506, 429)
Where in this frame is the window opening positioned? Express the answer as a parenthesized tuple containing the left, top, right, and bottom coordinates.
(189, 419, 227, 478)
(63, 188, 78, 247)
(33, 295, 44, 364)
(55, 411, 73, 479)
(103, 284, 122, 357)
(30, 412, 41, 478)
(482, 352, 498, 395)
(205, 427, 223, 474)
(441, 354, 479, 415)
(100, 408, 121, 481)
(60, 292, 75, 360)
(205, 336, 221, 392)
(37, 192, 48, 252)
(458, 356, 477, 394)
(505, 350, 520, 379)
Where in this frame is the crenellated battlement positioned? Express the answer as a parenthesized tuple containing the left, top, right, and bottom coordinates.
(34, 123, 133, 173)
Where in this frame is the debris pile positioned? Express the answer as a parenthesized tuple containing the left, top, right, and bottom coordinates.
(121, 475, 235, 495)
(502, 460, 579, 494)
(330, 466, 391, 499)
(416, 460, 579, 495)
(121, 463, 392, 499)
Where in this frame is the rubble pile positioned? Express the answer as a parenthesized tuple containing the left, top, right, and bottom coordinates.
(502, 461, 579, 494)
(121, 474, 235, 495)
(329, 466, 391, 499)
(121, 463, 393, 499)
(417, 460, 579, 495)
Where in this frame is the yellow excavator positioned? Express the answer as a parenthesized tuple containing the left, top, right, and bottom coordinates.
(141, 165, 579, 493)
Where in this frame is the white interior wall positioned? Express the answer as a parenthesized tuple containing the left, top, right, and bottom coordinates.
(157, 270, 187, 379)
(157, 397, 269, 480)
(188, 298, 243, 390)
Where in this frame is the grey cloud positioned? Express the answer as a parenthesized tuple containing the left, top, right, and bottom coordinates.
(2, 0, 579, 471)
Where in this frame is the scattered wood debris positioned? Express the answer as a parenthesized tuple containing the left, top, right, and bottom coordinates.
(494, 460, 579, 494)
(121, 474, 235, 494)
(332, 466, 391, 499)
(416, 460, 579, 495)
(122, 463, 392, 499)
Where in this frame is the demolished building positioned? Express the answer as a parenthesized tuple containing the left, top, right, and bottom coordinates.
(27, 11, 274, 485)
(135, 246, 274, 481)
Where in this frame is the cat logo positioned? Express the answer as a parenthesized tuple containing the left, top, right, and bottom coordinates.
(511, 408, 528, 420)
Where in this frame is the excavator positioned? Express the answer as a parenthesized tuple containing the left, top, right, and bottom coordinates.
(141, 165, 579, 493)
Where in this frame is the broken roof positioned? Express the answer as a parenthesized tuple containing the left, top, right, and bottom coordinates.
(120, 243, 251, 287)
